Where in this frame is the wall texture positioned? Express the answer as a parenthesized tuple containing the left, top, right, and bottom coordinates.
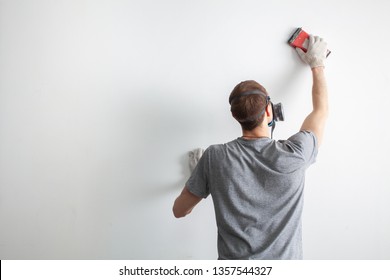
(1, 0, 389, 259)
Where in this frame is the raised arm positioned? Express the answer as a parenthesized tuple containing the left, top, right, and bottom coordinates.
(296, 36, 329, 146)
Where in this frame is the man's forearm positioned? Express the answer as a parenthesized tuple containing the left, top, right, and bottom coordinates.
(311, 67, 328, 116)
(300, 67, 329, 146)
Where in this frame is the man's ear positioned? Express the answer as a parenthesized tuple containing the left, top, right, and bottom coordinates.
(264, 103, 273, 125)
(265, 103, 272, 117)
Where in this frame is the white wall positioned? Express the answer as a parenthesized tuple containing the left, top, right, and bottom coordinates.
(1, 0, 389, 259)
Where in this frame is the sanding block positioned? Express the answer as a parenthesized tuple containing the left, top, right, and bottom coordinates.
(288, 27, 331, 57)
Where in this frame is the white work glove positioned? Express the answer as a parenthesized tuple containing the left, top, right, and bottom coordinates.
(296, 35, 328, 68)
(188, 148, 204, 173)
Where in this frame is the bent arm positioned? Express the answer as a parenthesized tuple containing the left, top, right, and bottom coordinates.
(300, 67, 328, 146)
(172, 186, 202, 218)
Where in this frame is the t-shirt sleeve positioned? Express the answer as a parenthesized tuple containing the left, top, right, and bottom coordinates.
(185, 148, 210, 198)
(286, 130, 318, 167)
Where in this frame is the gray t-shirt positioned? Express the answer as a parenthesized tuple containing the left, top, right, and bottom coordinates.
(186, 130, 318, 260)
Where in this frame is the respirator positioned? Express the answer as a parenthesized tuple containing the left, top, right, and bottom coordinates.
(229, 90, 284, 138)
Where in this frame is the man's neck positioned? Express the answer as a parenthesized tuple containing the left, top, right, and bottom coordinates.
(241, 126, 269, 139)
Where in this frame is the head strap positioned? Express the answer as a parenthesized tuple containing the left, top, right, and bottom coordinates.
(229, 89, 268, 105)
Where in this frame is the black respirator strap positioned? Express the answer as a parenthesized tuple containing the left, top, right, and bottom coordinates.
(269, 104, 276, 139)
(229, 90, 268, 105)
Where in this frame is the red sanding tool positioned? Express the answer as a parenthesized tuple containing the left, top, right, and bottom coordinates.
(288, 27, 331, 57)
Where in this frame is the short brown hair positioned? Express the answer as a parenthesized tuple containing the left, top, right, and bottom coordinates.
(229, 80, 269, 131)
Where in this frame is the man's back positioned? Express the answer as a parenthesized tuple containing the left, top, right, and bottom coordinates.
(186, 131, 318, 259)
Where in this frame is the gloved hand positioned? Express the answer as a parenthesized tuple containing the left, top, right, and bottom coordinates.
(296, 35, 328, 68)
(188, 148, 204, 173)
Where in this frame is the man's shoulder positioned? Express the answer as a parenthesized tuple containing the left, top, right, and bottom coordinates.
(282, 130, 318, 151)
(207, 139, 240, 152)
(276, 130, 318, 165)
(202, 139, 241, 160)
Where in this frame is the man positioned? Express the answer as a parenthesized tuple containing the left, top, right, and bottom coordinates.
(173, 36, 329, 259)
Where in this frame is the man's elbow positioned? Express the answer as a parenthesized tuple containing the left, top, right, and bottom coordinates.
(172, 187, 201, 218)
(172, 206, 181, 218)
(172, 205, 189, 219)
